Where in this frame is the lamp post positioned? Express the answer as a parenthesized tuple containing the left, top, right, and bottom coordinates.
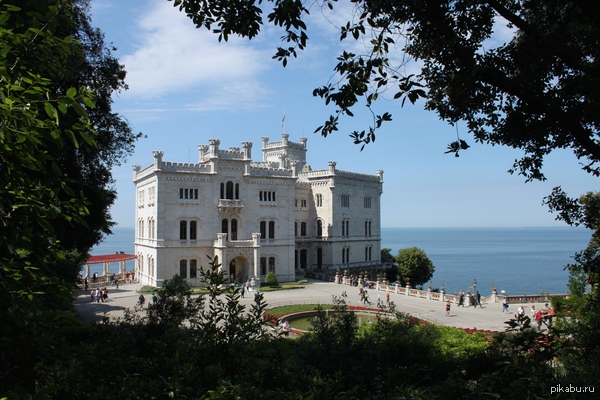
(473, 279, 477, 292)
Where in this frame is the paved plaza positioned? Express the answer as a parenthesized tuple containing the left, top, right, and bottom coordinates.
(73, 280, 548, 332)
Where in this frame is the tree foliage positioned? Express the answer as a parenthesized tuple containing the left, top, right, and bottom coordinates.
(0, 0, 139, 392)
(171, 0, 600, 181)
(396, 246, 435, 286)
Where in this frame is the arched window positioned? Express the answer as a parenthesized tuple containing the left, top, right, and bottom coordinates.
(190, 259, 197, 278)
(222, 219, 228, 235)
(235, 183, 240, 199)
(220, 182, 225, 199)
(189, 220, 197, 240)
(316, 219, 323, 237)
(269, 257, 275, 273)
(179, 221, 187, 240)
(179, 259, 187, 278)
(301, 222, 307, 236)
(231, 218, 238, 240)
(226, 181, 234, 199)
(342, 247, 350, 264)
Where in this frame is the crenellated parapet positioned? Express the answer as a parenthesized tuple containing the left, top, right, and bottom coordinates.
(298, 167, 382, 182)
(161, 162, 212, 173)
(249, 164, 294, 177)
(218, 147, 246, 160)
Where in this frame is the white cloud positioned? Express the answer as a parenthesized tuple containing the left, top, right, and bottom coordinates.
(120, 1, 271, 103)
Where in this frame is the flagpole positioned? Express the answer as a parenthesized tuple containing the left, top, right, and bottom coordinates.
(282, 110, 286, 133)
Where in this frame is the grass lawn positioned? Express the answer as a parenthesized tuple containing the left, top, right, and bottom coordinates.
(267, 304, 335, 315)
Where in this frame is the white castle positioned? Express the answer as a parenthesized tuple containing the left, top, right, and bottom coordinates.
(132, 134, 383, 287)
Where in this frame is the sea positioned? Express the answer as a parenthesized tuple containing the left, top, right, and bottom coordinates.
(89, 227, 591, 295)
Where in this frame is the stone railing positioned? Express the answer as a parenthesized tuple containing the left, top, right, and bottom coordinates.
(330, 274, 570, 304)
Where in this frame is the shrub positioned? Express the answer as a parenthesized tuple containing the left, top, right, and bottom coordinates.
(264, 272, 278, 286)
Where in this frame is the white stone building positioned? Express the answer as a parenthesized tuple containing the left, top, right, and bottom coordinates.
(132, 134, 383, 287)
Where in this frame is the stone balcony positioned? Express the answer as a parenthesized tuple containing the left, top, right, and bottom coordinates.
(218, 199, 244, 214)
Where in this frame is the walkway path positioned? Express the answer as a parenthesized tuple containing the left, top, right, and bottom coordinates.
(74, 281, 546, 332)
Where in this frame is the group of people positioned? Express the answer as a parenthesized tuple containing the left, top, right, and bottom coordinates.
(90, 288, 108, 303)
(516, 303, 552, 329)
(457, 290, 483, 308)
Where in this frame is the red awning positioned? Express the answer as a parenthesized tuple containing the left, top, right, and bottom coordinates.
(86, 254, 137, 264)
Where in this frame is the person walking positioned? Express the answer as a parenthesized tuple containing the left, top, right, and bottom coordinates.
(445, 300, 451, 316)
(458, 291, 465, 307)
(475, 291, 483, 308)
(502, 297, 509, 313)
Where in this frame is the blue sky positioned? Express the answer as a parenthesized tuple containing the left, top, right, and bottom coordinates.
(90, 0, 597, 229)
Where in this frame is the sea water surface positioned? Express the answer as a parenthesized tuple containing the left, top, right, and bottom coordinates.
(89, 227, 591, 295)
(381, 227, 591, 296)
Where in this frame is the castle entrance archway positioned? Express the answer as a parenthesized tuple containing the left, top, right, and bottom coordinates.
(229, 256, 249, 283)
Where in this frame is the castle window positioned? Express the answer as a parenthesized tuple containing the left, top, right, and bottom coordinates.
(269, 257, 275, 273)
(180, 221, 187, 240)
(220, 181, 239, 199)
(179, 259, 187, 278)
(190, 259, 197, 278)
(301, 199, 307, 207)
(231, 218, 238, 240)
(301, 222, 307, 236)
(260, 220, 276, 240)
(316, 193, 323, 207)
(342, 219, 349, 237)
(260, 190, 276, 202)
(268, 221, 275, 239)
(190, 221, 197, 240)
(316, 219, 323, 237)
(148, 186, 155, 206)
(179, 188, 198, 200)
(260, 257, 267, 275)
(222, 219, 228, 236)
(341, 194, 350, 208)
(343, 247, 351, 264)
(364, 196, 372, 209)
(260, 221, 266, 239)
(147, 217, 155, 239)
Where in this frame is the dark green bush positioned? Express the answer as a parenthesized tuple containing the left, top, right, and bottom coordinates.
(264, 272, 278, 286)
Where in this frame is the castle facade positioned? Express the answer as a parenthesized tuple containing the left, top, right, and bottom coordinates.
(132, 134, 383, 287)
